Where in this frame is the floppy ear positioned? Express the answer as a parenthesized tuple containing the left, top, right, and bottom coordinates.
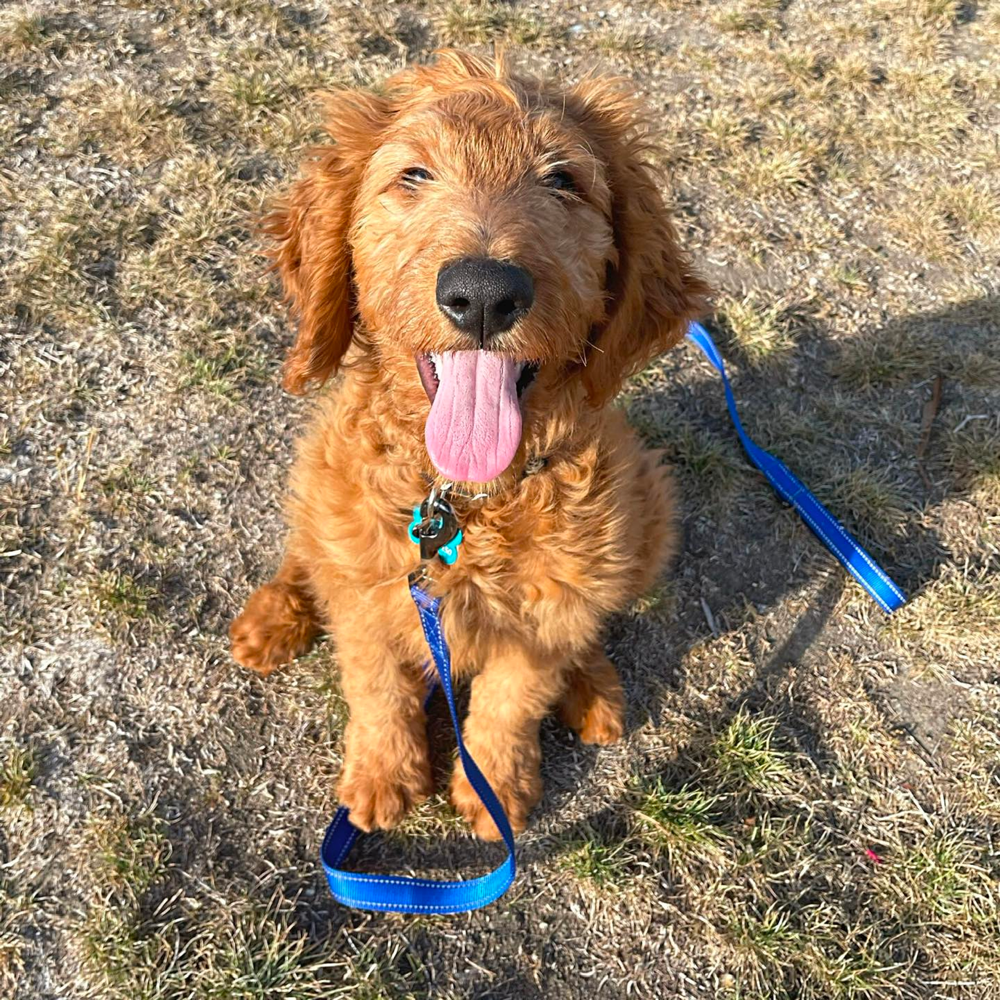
(263, 90, 391, 394)
(567, 79, 710, 406)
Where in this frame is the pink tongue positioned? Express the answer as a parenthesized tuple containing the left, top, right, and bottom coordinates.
(425, 351, 522, 483)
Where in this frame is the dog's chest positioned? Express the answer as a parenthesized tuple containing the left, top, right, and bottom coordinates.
(420, 495, 636, 651)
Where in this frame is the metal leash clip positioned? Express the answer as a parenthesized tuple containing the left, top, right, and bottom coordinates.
(407, 483, 463, 565)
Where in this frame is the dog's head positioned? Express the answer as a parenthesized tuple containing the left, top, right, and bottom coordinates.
(267, 50, 708, 485)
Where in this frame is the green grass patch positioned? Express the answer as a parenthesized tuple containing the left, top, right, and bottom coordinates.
(632, 780, 729, 862)
(180, 341, 268, 400)
(558, 828, 632, 890)
(828, 327, 942, 390)
(887, 832, 996, 926)
(592, 25, 651, 59)
(718, 296, 795, 366)
(712, 1, 783, 35)
(726, 905, 804, 976)
(817, 465, 909, 540)
(92, 570, 157, 620)
(711, 710, 793, 794)
(434, 2, 550, 47)
(91, 811, 170, 895)
(0, 742, 36, 809)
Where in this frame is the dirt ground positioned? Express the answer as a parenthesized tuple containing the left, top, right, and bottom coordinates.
(2, 1, 998, 998)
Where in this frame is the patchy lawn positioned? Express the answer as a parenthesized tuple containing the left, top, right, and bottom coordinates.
(1, 1, 998, 998)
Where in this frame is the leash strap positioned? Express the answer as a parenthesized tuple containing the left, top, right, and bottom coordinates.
(686, 321, 906, 613)
(320, 582, 516, 913)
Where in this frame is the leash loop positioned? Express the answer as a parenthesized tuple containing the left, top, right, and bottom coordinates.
(320, 581, 516, 913)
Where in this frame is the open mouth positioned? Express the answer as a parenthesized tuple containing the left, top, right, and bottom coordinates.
(416, 352, 538, 403)
(416, 351, 540, 484)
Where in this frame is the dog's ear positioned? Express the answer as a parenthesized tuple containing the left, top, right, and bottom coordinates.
(567, 78, 710, 406)
(264, 90, 391, 394)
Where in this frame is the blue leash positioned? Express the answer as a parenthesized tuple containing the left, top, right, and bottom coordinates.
(686, 322, 906, 613)
(319, 320, 905, 916)
(321, 581, 515, 913)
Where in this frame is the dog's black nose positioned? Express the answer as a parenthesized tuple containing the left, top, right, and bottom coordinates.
(436, 257, 534, 345)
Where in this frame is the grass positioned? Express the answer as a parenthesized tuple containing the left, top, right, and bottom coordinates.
(712, 1, 783, 36)
(827, 326, 943, 390)
(946, 422, 1000, 505)
(710, 711, 793, 794)
(632, 781, 728, 864)
(887, 562, 1000, 659)
(0, 6, 47, 54)
(0, 742, 36, 809)
(2, 1, 999, 997)
(78, 809, 423, 1000)
(592, 25, 652, 60)
(725, 905, 805, 984)
(180, 341, 269, 400)
(87, 570, 161, 638)
(717, 296, 795, 366)
(884, 831, 997, 926)
(434, 2, 550, 47)
(817, 465, 910, 541)
(558, 829, 633, 890)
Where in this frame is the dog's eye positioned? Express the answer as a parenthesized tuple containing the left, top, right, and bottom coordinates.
(541, 169, 577, 194)
(400, 167, 433, 190)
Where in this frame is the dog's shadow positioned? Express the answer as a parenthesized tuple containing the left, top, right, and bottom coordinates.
(523, 291, 996, 848)
(611, 293, 996, 716)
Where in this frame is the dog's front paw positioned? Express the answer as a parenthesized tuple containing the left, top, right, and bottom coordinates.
(229, 582, 318, 676)
(338, 746, 432, 832)
(574, 692, 625, 746)
(450, 753, 542, 841)
(558, 654, 625, 745)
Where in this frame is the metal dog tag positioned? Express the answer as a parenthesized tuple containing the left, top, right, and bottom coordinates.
(408, 495, 464, 565)
(419, 499, 460, 562)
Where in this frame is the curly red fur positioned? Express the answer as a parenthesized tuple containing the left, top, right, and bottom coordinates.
(231, 51, 708, 838)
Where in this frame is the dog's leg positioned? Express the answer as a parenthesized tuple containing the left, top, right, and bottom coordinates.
(336, 628, 433, 831)
(557, 643, 625, 746)
(450, 642, 563, 840)
(229, 552, 321, 676)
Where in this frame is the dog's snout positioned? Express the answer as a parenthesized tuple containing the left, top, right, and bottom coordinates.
(436, 257, 534, 345)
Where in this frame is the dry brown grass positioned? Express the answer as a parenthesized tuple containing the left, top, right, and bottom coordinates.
(2, 1, 999, 998)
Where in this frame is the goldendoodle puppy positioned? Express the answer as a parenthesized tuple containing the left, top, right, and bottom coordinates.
(230, 50, 707, 839)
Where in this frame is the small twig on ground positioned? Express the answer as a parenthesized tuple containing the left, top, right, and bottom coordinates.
(916, 375, 942, 461)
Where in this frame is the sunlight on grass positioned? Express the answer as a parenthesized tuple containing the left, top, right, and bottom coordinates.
(87, 570, 160, 638)
(0, 742, 36, 810)
(0, 5, 48, 53)
(434, 1, 550, 47)
(711, 711, 792, 794)
(878, 830, 997, 929)
(718, 295, 795, 366)
(888, 563, 1000, 658)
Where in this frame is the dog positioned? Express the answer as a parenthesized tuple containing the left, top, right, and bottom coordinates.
(230, 50, 708, 840)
